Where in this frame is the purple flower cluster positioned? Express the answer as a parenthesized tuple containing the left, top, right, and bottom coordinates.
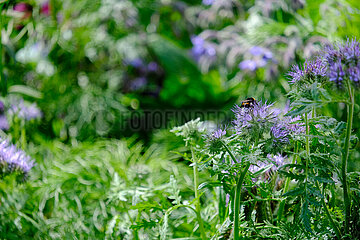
(289, 38, 360, 87)
(10, 98, 42, 121)
(249, 154, 287, 180)
(288, 58, 327, 84)
(124, 58, 162, 93)
(206, 128, 226, 154)
(239, 46, 273, 71)
(270, 115, 305, 144)
(191, 35, 216, 62)
(0, 101, 9, 130)
(202, 0, 215, 5)
(232, 101, 277, 135)
(0, 138, 35, 178)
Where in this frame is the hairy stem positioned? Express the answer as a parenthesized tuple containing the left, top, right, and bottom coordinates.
(191, 148, 207, 240)
(234, 162, 251, 240)
(342, 80, 354, 232)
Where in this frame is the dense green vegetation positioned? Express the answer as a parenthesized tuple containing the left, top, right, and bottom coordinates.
(0, 0, 360, 239)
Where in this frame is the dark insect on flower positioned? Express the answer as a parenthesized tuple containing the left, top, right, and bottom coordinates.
(240, 97, 257, 108)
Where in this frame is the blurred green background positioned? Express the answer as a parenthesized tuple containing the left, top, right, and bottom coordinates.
(0, 0, 360, 238)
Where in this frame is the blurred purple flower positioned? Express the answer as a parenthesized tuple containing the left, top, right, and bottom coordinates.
(202, 0, 215, 6)
(0, 101, 4, 113)
(0, 115, 9, 131)
(147, 62, 159, 72)
(239, 60, 257, 71)
(267, 153, 287, 171)
(250, 46, 264, 56)
(340, 38, 360, 64)
(10, 99, 42, 121)
(129, 58, 144, 68)
(348, 66, 360, 84)
(190, 35, 217, 62)
(0, 138, 35, 177)
(130, 77, 147, 91)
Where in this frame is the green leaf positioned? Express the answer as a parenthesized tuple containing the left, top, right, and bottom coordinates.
(8, 85, 43, 99)
(283, 187, 305, 197)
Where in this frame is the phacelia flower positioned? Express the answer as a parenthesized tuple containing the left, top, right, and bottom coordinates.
(202, 0, 215, 5)
(239, 60, 257, 71)
(266, 153, 287, 171)
(233, 101, 278, 137)
(206, 128, 226, 154)
(328, 60, 345, 86)
(190, 35, 217, 62)
(9, 98, 42, 121)
(0, 138, 35, 180)
(288, 58, 327, 84)
(0, 115, 9, 131)
(271, 123, 290, 144)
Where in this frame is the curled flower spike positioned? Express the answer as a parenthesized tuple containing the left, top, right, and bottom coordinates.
(206, 128, 226, 154)
(0, 138, 35, 180)
(328, 60, 345, 87)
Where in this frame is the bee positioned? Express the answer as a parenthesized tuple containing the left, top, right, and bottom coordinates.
(240, 97, 257, 108)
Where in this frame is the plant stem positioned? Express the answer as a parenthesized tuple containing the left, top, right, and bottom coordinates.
(342, 80, 354, 232)
(277, 142, 298, 223)
(191, 148, 206, 240)
(314, 181, 342, 239)
(234, 162, 250, 240)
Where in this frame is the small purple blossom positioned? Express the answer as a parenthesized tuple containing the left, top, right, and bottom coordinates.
(190, 35, 217, 62)
(130, 77, 147, 91)
(328, 60, 345, 86)
(0, 115, 9, 131)
(212, 128, 226, 139)
(0, 101, 4, 113)
(202, 0, 215, 6)
(0, 138, 35, 178)
(250, 46, 264, 56)
(10, 99, 42, 121)
(271, 123, 290, 144)
(147, 62, 159, 72)
(266, 153, 287, 171)
(239, 60, 257, 71)
(348, 66, 360, 84)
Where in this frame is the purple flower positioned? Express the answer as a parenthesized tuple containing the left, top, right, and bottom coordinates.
(190, 35, 217, 62)
(348, 66, 360, 84)
(239, 60, 257, 71)
(250, 46, 264, 56)
(271, 123, 290, 144)
(266, 153, 287, 171)
(233, 101, 278, 135)
(130, 77, 147, 91)
(340, 38, 360, 64)
(328, 60, 345, 86)
(147, 62, 159, 72)
(129, 58, 144, 68)
(0, 138, 35, 178)
(202, 0, 215, 6)
(206, 128, 226, 154)
(288, 58, 327, 84)
(212, 128, 226, 139)
(10, 99, 42, 121)
(0, 115, 9, 131)
(0, 101, 4, 113)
